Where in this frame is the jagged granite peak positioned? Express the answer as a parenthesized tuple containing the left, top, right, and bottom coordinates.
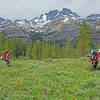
(45, 9, 60, 20)
(0, 17, 6, 22)
(0, 17, 12, 23)
(62, 8, 72, 14)
(87, 14, 100, 19)
(0, 8, 80, 28)
(60, 8, 80, 17)
(30, 8, 80, 27)
(33, 8, 80, 21)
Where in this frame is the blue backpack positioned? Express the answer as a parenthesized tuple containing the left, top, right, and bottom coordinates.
(91, 49, 97, 56)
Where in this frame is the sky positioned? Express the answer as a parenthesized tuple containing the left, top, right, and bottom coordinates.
(0, 0, 100, 20)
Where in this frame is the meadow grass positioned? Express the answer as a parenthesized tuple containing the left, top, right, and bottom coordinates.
(0, 57, 100, 100)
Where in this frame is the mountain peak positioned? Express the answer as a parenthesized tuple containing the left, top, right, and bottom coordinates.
(62, 8, 72, 14)
(87, 14, 100, 19)
(30, 8, 80, 27)
(0, 17, 12, 23)
(0, 17, 6, 22)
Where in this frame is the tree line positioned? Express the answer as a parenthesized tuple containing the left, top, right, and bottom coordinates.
(0, 20, 98, 59)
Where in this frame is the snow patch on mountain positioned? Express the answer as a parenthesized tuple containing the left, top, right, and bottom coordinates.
(63, 17, 69, 22)
(43, 20, 51, 25)
(17, 21, 25, 25)
(55, 12, 60, 17)
(35, 19, 39, 22)
(72, 17, 77, 20)
(42, 15, 47, 21)
(15, 19, 30, 27)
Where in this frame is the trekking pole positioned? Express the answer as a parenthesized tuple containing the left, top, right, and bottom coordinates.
(0, 57, 2, 60)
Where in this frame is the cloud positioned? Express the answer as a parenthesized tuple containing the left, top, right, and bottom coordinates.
(0, 0, 100, 19)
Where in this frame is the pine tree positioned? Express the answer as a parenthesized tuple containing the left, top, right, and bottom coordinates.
(4, 39, 10, 50)
(23, 43, 27, 57)
(50, 42, 57, 59)
(4, 38, 26, 57)
(0, 34, 6, 55)
(56, 44, 61, 58)
(47, 43, 51, 58)
(41, 42, 50, 59)
(32, 40, 42, 59)
(8, 39, 17, 57)
(76, 20, 91, 57)
(60, 47, 65, 58)
(26, 42, 33, 59)
(96, 43, 100, 50)
(63, 42, 74, 58)
(41, 41, 45, 59)
(16, 39, 26, 57)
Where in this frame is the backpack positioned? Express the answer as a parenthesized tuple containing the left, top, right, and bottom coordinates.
(91, 49, 97, 56)
(87, 49, 97, 64)
(2, 50, 9, 56)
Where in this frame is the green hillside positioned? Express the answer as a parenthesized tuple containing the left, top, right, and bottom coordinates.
(0, 57, 100, 100)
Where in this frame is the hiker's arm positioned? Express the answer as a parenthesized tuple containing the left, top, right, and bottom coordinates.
(6, 54, 10, 61)
(0, 57, 2, 60)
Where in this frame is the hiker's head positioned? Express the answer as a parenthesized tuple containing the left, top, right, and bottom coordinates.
(8, 50, 13, 54)
(91, 48, 97, 55)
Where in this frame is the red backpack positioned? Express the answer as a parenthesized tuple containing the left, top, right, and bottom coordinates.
(2, 50, 9, 56)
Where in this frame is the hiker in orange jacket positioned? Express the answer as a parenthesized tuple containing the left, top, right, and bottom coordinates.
(0, 50, 12, 66)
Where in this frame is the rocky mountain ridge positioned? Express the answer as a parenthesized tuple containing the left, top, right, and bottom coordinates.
(0, 8, 100, 46)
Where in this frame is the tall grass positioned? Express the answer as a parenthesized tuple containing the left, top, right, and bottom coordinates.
(0, 57, 100, 100)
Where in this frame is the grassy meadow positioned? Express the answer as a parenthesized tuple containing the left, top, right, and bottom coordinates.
(0, 57, 100, 100)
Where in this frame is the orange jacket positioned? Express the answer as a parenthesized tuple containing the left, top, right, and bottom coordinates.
(1, 50, 9, 59)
